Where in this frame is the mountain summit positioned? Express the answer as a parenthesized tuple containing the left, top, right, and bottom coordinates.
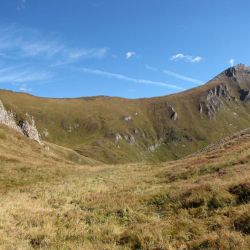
(1, 65, 250, 163)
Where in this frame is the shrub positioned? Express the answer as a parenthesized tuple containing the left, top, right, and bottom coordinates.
(118, 233, 142, 250)
(234, 213, 250, 234)
(207, 193, 234, 209)
(182, 197, 205, 209)
(229, 182, 250, 204)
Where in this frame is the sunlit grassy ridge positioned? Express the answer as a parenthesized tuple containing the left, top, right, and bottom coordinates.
(1, 124, 250, 249)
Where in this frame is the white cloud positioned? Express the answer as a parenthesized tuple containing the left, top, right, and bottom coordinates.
(229, 58, 235, 67)
(163, 70, 203, 84)
(74, 67, 184, 90)
(126, 51, 136, 59)
(171, 53, 203, 63)
(191, 56, 203, 63)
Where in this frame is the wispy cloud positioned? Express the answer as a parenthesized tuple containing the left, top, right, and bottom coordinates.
(229, 58, 235, 67)
(74, 67, 184, 90)
(0, 24, 107, 64)
(54, 48, 108, 66)
(163, 70, 203, 84)
(0, 23, 108, 90)
(0, 66, 52, 83)
(18, 83, 32, 92)
(126, 51, 136, 59)
(171, 53, 203, 63)
(145, 64, 203, 85)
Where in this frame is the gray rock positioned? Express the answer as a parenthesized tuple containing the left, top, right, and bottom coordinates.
(148, 141, 161, 152)
(42, 128, 49, 137)
(0, 100, 22, 133)
(20, 115, 42, 144)
(133, 128, 139, 134)
(124, 116, 132, 122)
(0, 100, 42, 144)
(115, 133, 123, 146)
(200, 84, 232, 119)
(124, 134, 136, 144)
(169, 106, 178, 121)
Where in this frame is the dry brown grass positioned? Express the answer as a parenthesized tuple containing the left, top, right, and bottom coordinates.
(1, 126, 250, 249)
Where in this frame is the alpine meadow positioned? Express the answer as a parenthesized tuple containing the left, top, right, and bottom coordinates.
(1, 1, 250, 250)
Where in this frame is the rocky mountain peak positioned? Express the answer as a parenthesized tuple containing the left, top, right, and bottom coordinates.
(224, 64, 250, 78)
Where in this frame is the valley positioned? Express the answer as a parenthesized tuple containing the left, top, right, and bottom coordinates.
(0, 65, 250, 249)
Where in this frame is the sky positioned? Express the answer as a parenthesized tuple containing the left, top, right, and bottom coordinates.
(0, 0, 250, 98)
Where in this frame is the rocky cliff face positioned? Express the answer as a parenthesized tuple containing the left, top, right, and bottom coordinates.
(199, 64, 250, 119)
(224, 64, 250, 81)
(0, 100, 22, 133)
(199, 84, 232, 119)
(0, 100, 42, 144)
(19, 115, 42, 144)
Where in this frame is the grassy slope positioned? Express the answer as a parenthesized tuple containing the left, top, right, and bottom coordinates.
(0, 124, 99, 171)
(1, 126, 250, 249)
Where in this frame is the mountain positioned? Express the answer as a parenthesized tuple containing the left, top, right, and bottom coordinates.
(1, 64, 250, 164)
(1, 65, 250, 249)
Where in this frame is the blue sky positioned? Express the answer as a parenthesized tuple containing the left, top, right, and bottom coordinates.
(0, 0, 250, 98)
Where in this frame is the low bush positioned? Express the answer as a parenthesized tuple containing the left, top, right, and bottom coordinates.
(229, 182, 250, 204)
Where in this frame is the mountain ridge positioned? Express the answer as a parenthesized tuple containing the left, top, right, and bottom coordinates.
(0, 64, 250, 163)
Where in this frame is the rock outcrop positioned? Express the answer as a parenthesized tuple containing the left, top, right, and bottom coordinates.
(124, 134, 136, 144)
(0, 100, 42, 144)
(19, 115, 42, 144)
(169, 106, 178, 121)
(124, 116, 132, 122)
(115, 133, 123, 146)
(115, 132, 137, 147)
(199, 85, 232, 119)
(224, 64, 250, 80)
(0, 100, 22, 133)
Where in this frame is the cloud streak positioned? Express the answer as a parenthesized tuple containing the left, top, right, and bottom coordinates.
(171, 53, 203, 63)
(0, 66, 52, 83)
(163, 70, 203, 84)
(0, 24, 107, 64)
(145, 65, 203, 85)
(74, 67, 184, 90)
(18, 83, 32, 92)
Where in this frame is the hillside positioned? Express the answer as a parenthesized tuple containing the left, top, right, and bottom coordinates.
(1, 124, 250, 249)
(1, 64, 250, 163)
(0, 124, 99, 170)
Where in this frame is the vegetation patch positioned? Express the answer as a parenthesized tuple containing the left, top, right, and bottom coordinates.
(234, 213, 250, 235)
(117, 233, 142, 250)
(207, 193, 234, 210)
(229, 182, 250, 204)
